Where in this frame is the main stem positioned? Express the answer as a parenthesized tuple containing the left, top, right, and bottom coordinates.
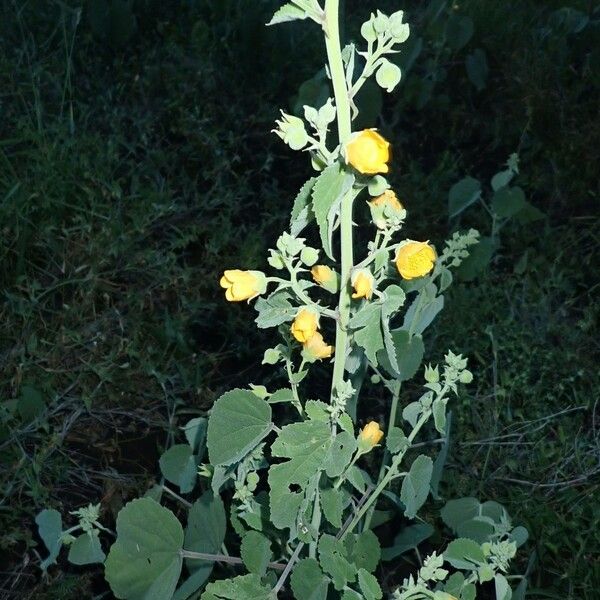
(324, 0, 353, 403)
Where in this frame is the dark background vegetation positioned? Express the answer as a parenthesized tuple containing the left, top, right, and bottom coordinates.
(1, 0, 598, 598)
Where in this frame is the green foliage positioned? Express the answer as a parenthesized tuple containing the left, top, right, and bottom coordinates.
(400, 454, 433, 519)
(159, 445, 198, 493)
(104, 498, 183, 600)
(68, 531, 106, 565)
(268, 419, 331, 530)
(291, 558, 330, 600)
(35, 509, 63, 570)
(311, 164, 354, 259)
(201, 574, 272, 600)
(182, 492, 227, 592)
(207, 389, 273, 466)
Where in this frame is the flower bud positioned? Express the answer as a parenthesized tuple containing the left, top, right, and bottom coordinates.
(459, 369, 473, 384)
(311, 264, 339, 293)
(291, 308, 319, 343)
(351, 269, 374, 300)
(395, 241, 436, 280)
(273, 111, 308, 151)
(424, 364, 440, 384)
(368, 189, 404, 229)
(358, 421, 384, 452)
(219, 270, 266, 302)
(345, 129, 391, 175)
(302, 332, 334, 361)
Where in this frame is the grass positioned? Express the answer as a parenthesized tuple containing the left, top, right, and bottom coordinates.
(0, 0, 598, 598)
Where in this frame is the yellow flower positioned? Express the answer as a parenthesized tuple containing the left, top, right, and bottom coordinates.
(351, 270, 374, 300)
(370, 189, 404, 212)
(395, 241, 436, 280)
(219, 270, 264, 302)
(302, 332, 334, 361)
(291, 309, 319, 343)
(345, 129, 391, 174)
(358, 421, 384, 450)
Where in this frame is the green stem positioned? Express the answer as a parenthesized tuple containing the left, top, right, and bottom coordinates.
(285, 358, 304, 416)
(339, 409, 431, 541)
(324, 0, 353, 404)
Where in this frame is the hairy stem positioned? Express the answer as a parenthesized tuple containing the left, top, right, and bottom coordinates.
(272, 542, 305, 595)
(181, 550, 285, 571)
(324, 0, 353, 405)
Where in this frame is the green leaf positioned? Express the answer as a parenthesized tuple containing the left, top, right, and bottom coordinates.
(240, 531, 272, 576)
(400, 454, 433, 519)
(318, 534, 356, 590)
(381, 523, 434, 561)
(311, 163, 354, 259)
(443, 572, 465, 596)
(340, 591, 363, 600)
(291, 558, 330, 600)
(441, 497, 481, 531)
(350, 303, 384, 366)
(345, 530, 381, 573)
(386, 427, 408, 454)
(324, 431, 357, 478)
(36, 509, 63, 570)
(448, 177, 481, 218)
(201, 574, 272, 600)
(444, 538, 486, 570)
(159, 445, 198, 493)
(207, 389, 272, 466)
(495, 573, 512, 600)
(510, 525, 529, 548)
(432, 397, 447, 434)
(305, 399, 330, 421)
(512, 577, 528, 600)
(105, 498, 183, 600)
(457, 237, 496, 281)
(379, 330, 424, 382)
(255, 291, 296, 329)
(68, 530, 106, 565)
(321, 488, 344, 528)
(291, 178, 317, 236)
(183, 491, 227, 591)
(456, 518, 496, 543)
(268, 420, 332, 529)
(402, 292, 444, 336)
(346, 466, 372, 494)
(491, 169, 514, 192)
(430, 412, 451, 499)
(267, 3, 308, 26)
(492, 186, 526, 218)
(357, 568, 382, 600)
(514, 201, 545, 224)
(402, 401, 422, 428)
(466, 49, 488, 91)
(445, 14, 474, 50)
(463, 583, 477, 600)
(268, 388, 295, 404)
(183, 417, 207, 453)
